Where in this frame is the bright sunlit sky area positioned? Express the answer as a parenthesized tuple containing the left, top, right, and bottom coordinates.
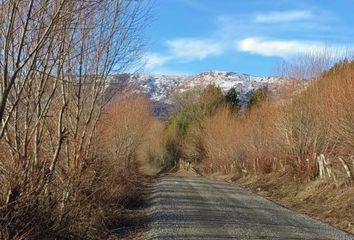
(144, 0, 354, 76)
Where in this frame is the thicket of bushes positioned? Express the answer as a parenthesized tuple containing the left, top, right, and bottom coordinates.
(0, 1, 152, 239)
(162, 85, 241, 167)
(164, 60, 354, 181)
(0, 95, 159, 239)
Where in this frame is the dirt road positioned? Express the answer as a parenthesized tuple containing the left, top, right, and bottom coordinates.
(145, 175, 354, 240)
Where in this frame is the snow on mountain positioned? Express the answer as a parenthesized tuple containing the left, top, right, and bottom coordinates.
(180, 71, 282, 103)
(106, 71, 284, 118)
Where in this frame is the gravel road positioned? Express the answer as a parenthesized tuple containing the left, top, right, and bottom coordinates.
(145, 175, 354, 240)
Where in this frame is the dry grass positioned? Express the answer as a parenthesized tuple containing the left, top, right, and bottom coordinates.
(237, 173, 354, 234)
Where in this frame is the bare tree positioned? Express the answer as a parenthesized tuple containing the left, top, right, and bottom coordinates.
(0, 0, 150, 237)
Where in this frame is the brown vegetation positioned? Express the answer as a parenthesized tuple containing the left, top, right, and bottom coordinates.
(237, 172, 354, 234)
(164, 58, 354, 233)
(179, 60, 354, 182)
(0, 0, 151, 239)
(1, 0, 352, 236)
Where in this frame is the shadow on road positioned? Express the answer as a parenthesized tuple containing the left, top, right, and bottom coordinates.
(106, 176, 157, 239)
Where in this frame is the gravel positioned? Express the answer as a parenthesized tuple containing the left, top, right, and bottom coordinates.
(145, 175, 354, 240)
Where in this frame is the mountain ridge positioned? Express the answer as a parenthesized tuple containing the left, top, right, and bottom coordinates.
(106, 71, 285, 118)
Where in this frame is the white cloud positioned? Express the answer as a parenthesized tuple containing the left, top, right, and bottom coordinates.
(255, 10, 313, 23)
(166, 38, 222, 60)
(144, 38, 223, 72)
(236, 38, 351, 58)
(144, 53, 170, 69)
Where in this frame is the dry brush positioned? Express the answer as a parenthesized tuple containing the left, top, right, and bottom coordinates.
(0, 0, 150, 239)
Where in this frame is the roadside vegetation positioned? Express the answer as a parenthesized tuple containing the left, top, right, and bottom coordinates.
(161, 58, 354, 233)
(0, 0, 154, 239)
(164, 59, 354, 179)
(1, 0, 353, 238)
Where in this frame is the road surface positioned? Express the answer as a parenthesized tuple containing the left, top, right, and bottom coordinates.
(145, 175, 354, 240)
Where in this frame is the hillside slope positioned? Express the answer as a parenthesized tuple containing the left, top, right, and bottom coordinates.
(106, 71, 284, 118)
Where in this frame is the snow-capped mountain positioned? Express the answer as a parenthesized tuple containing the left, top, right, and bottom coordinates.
(106, 71, 284, 118)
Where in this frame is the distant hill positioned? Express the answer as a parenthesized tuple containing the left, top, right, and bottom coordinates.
(105, 71, 285, 119)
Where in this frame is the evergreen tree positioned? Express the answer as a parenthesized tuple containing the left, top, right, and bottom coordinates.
(199, 84, 225, 116)
(225, 87, 240, 110)
(249, 87, 268, 107)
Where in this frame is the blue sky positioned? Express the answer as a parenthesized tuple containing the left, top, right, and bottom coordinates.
(144, 0, 354, 76)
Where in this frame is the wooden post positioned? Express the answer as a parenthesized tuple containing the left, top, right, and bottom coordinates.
(317, 154, 325, 179)
(323, 156, 332, 178)
(339, 157, 354, 181)
(317, 154, 333, 179)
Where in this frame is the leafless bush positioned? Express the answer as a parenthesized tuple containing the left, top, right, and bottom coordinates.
(82, 96, 158, 223)
(276, 91, 330, 174)
(198, 54, 353, 180)
(201, 107, 243, 173)
(201, 104, 283, 175)
(322, 62, 354, 155)
(0, 0, 150, 238)
(97, 96, 154, 172)
(138, 119, 165, 169)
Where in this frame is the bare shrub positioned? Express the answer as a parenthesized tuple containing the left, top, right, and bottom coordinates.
(276, 90, 330, 175)
(83, 96, 157, 222)
(322, 61, 354, 155)
(201, 103, 283, 175)
(138, 119, 165, 169)
(201, 107, 243, 174)
(276, 58, 354, 177)
(197, 55, 354, 180)
(97, 96, 154, 172)
(0, 0, 150, 238)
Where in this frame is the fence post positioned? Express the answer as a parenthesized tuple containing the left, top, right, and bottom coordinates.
(338, 157, 354, 181)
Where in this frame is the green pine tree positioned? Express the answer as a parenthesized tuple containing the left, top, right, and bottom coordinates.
(225, 87, 240, 110)
(249, 87, 268, 107)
